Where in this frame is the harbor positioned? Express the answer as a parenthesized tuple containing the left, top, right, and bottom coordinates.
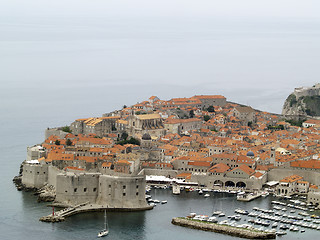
(147, 186, 320, 239)
(171, 217, 276, 239)
(39, 184, 320, 238)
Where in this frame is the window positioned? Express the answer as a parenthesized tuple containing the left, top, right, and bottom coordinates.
(136, 192, 139, 196)
(84, 188, 87, 192)
(136, 185, 139, 189)
(74, 188, 77, 192)
(123, 193, 126, 196)
(93, 188, 97, 192)
(123, 185, 126, 189)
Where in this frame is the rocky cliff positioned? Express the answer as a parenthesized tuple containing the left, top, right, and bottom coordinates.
(282, 83, 320, 116)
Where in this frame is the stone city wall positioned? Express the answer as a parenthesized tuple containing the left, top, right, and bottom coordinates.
(97, 175, 148, 209)
(267, 168, 320, 185)
(45, 128, 68, 140)
(47, 165, 62, 188)
(55, 172, 101, 205)
(21, 163, 48, 188)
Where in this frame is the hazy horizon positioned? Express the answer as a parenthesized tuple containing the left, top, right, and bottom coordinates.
(1, 0, 320, 116)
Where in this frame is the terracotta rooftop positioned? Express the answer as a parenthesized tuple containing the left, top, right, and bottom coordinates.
(280, 175, 303, 183)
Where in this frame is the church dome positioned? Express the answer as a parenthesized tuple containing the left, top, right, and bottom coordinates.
(142, 133, 151, 140)
(246, 151, 255, 157)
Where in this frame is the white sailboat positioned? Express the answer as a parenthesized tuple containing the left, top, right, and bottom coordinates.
(97, 210, 109, 237)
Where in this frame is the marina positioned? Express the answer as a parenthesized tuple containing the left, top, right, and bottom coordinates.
(38, 184, 320, 238)
(147, 186, 320, 239)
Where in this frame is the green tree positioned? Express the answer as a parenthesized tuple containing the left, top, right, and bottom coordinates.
(66, 139, 72, 146)
(189, 110, 195, 118)
(117, 137, 140, 146)
(285, 119, 305, 127)
(207, 105, 215, 112)
(120, 132, 128, 140)
(55, 140, 60, 145)
(203, 115, 210, 122)
(61, 126, 72, 133)
(127, 137, 140, 145)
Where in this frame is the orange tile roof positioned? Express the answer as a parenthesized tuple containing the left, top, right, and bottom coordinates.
(176, 172, 192, 179)
(187, 161, 211, 167)
(193, 95, 226, 99)
(76, 156, 98, 163)
(208, 163, 230, 173)
(47, 152, 74, 162)
(291, 159, 320, 169)
(280, 175, 303, 183)
(64, 166, 84, 171)
(252, 172, 263, 178)
(230, 164, 255, 175)
(310, 184, 318, 189)
(102, 162, 112, 167)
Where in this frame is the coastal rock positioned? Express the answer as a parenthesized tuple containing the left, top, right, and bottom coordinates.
(12, 175, 37, 192)
(39, 215, 65, 223)
(36, 184, 56, 202)
(282, 83, 320, 117)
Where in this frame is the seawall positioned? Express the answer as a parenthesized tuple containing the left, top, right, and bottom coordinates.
(171, 217, 276, 239)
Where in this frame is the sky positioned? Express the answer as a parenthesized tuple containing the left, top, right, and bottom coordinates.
(1, 0, 320, 114)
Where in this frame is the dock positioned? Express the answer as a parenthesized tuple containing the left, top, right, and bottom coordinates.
(237, 192, 262, 202)
(171, 217, 276, 239)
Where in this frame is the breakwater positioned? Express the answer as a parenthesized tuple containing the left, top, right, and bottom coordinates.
(171, 217, 276, 239)
(40, 203, 154, 222)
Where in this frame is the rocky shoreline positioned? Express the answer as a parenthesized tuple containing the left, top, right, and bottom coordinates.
(12, 175, 56, 202)
(171, 217, 276, 239)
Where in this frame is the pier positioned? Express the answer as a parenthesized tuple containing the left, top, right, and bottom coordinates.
(39, 202, 153, 222)
(237, 192, 262, 202)
(171, 217, 276, 239)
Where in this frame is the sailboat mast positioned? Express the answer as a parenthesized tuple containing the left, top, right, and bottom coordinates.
(104, 210, 107, 229)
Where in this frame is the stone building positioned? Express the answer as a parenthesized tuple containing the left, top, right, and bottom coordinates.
(308, 192, 320, 206)
(26, 145, 46, 162)
(70, 116, 119, 137)
(192, 95, 227, 108)
(275, 175, 304, 196)
(22, 161, 150, 210)
(127, 114, 165, 137)
(232, 106, 256, 125)
(22, 162, 49, 188)
(164, 118, 202, 135)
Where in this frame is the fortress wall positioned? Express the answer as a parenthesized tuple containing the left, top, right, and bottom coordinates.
(45, 128, 68, 140)
(97, 175, 148, 209)
(294, 87, 320, 99)
(143, 169, 179, 178)
(21, 164, 48, 188)
(200, 98, 226, 108)
(47, 166, 62, 188)
(268, 168, 320, 185)
(55, 173, 100, 205)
